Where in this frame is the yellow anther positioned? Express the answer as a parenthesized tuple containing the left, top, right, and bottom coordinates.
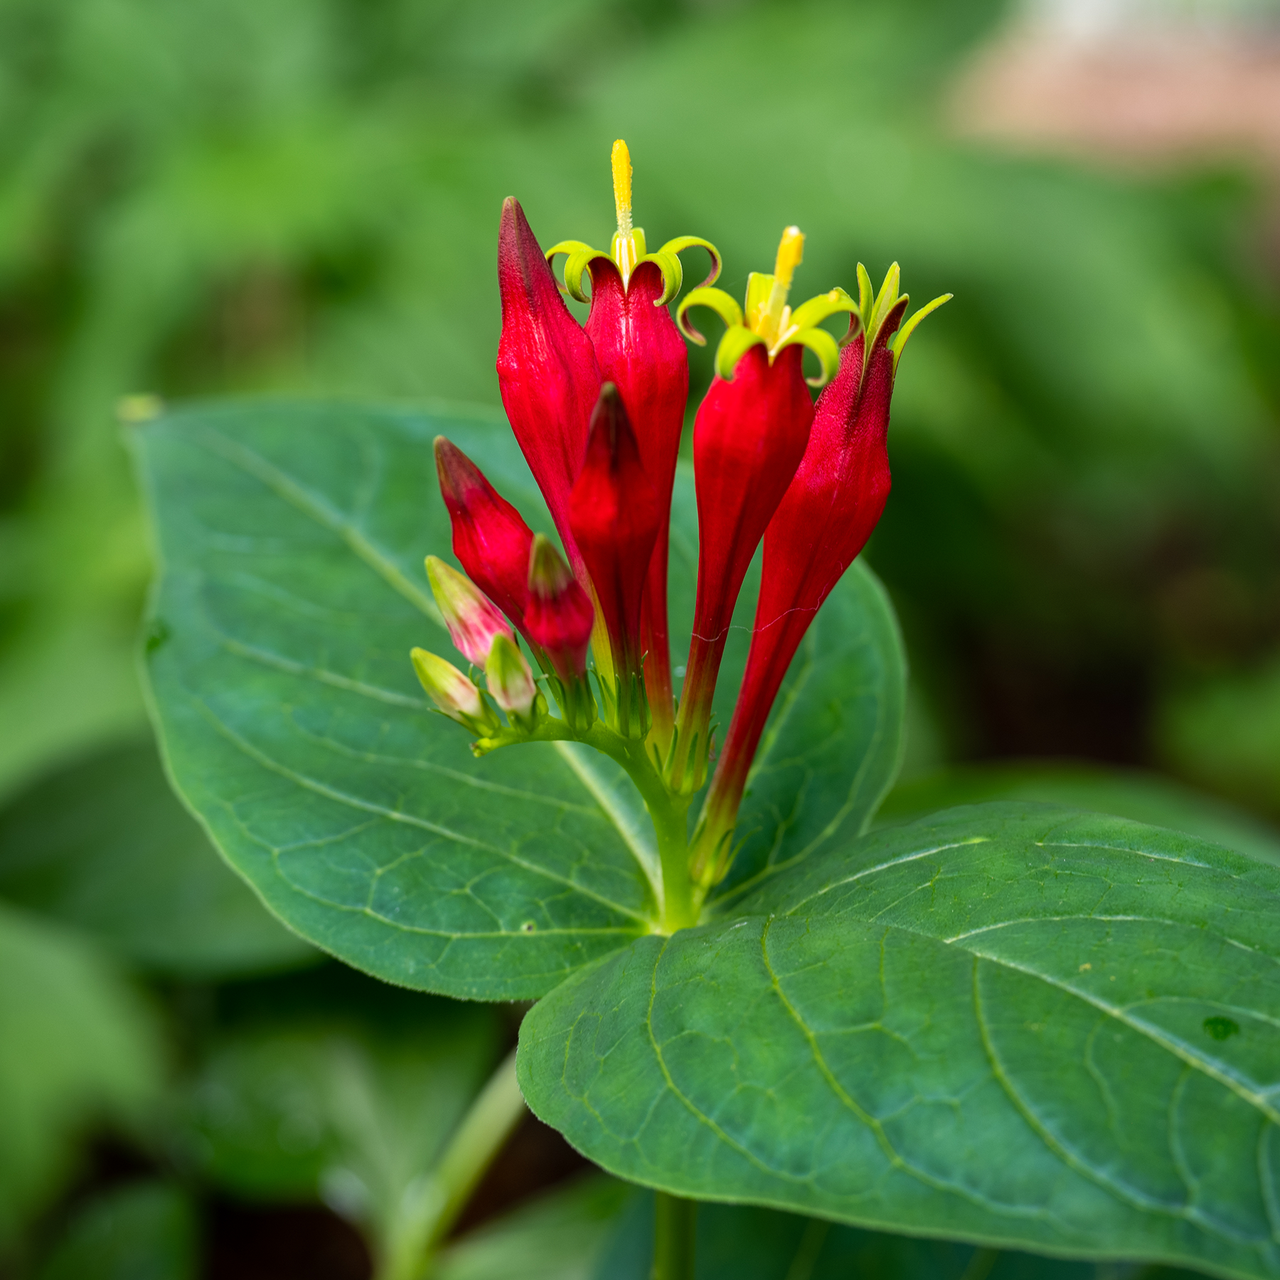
(611, 140, 633, 239)
(773, 225, 804, 289)
(758, 225, 805, 348)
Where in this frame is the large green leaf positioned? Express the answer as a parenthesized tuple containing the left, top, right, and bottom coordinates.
(519, 804, 1280, 1279)
(0, 738, 313, 975)
(134, 399, 904, 999)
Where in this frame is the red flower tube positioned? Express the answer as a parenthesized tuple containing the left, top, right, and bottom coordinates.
(568, 383, 661, 738)
(690, 266, 951, 885)
(496, 197, 601, 574)
(434, 436, 534, 635)
(667, 342, 813, 791)
(544, 142, 719, 742)
(523, 533, 594, 683)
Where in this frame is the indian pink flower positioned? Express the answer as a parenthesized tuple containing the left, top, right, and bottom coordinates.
(568, 383, 661, 739)
(434, 436, 534, 635)
(548, 141, 718, 744)
(416, 141, 948, 929)
(690, 265, 950, 884)
(664, 226, 858, 794)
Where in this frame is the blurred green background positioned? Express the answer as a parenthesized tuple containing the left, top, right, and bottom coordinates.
(2, 0, 1278, 1275)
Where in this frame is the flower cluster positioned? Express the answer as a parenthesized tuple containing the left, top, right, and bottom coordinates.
(413, 141, 948, 929)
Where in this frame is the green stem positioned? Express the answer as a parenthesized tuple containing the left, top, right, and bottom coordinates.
(580, 725, 695, 931)
(377, 1047, 526, 1280)
(651, 1192, 697, 1280)
(475, 717, 699, 932)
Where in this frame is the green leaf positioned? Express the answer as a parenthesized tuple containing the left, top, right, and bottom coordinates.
(0, 739, 314, 976)
(38, 1181, 197, 1280)
(134, 400, 904, 999)
(878, 762, 1280, 868)
(0, 903, 161, 1248)
(519, 804, 1280, 1279)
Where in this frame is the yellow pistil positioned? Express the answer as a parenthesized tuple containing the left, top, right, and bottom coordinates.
(611, 139, 636, 284)
(747, 226, 805, 351)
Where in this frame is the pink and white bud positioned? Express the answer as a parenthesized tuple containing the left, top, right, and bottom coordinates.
(484, 633, 537, 721)
(425, 556, 513, 667)
(411, 648, 490, 728)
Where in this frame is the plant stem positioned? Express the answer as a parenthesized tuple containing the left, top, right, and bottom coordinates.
(651, 1192, 697, 1280)
(378, 1046, 526, 1280)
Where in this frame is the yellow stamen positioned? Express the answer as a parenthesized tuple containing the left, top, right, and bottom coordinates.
(759, 226, 804, 348)
(611, 139, 633, 238)
(611, 139, 636, 285)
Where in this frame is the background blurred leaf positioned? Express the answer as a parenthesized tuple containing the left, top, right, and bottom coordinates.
(877, 761, 1280, 866)
(0, 737, 316, 975)
(38, 1180, 197, 1280)
(178, 965, 505, 1270)
(593, 1190, 1205, 1279)
(0, 902, 162, 1250)
(434, 1176, 626, 1280)
(1157, 653, 1280, 823)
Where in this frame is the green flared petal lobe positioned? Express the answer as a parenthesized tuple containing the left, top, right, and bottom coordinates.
(545, 239, 611, 304)
(778, 324, 842, 387)
(714, 325, 769, 381)
(676, 286, 743, 345)
(646, 235, 722, 305)
(890, 292, 954, 369)
(787, 287, 859, 338)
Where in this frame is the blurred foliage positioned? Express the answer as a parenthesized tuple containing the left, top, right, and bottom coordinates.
(3, 0, 1280, 1272)
(0, 902, 162, 1254)
(878, 760, 1280, 864)
(0, 739, 315, 974)
(37, 1181, 197, 1280)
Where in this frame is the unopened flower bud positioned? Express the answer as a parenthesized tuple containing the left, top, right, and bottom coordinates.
(425, 556, 512, 667)
(523, 534, 594, 682)
(434, 436, 535, 630)
(484, 633, 537, 722)
(411, 648, 491, 729)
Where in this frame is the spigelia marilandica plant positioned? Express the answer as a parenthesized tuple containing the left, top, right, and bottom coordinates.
(412, 140, 950, 932)
(135, 135, 1280, 1280)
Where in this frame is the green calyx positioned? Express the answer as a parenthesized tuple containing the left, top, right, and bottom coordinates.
(546, 232, 721, 308)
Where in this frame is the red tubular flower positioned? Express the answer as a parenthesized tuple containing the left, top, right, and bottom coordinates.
(665, 341, 814, 791)
(523, 533, 594, 683)
(568, 383, 661, 738)
(545, 141, 719, 743)
(496, 197, 601, 574)
(690, 266, 951, 884)
(434, 436, 534, 634)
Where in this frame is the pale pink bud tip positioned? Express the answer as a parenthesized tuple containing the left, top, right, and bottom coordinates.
(411, 648, 486, 725)
(425, 556, 513, 667)
(484, 633, 537, 719)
